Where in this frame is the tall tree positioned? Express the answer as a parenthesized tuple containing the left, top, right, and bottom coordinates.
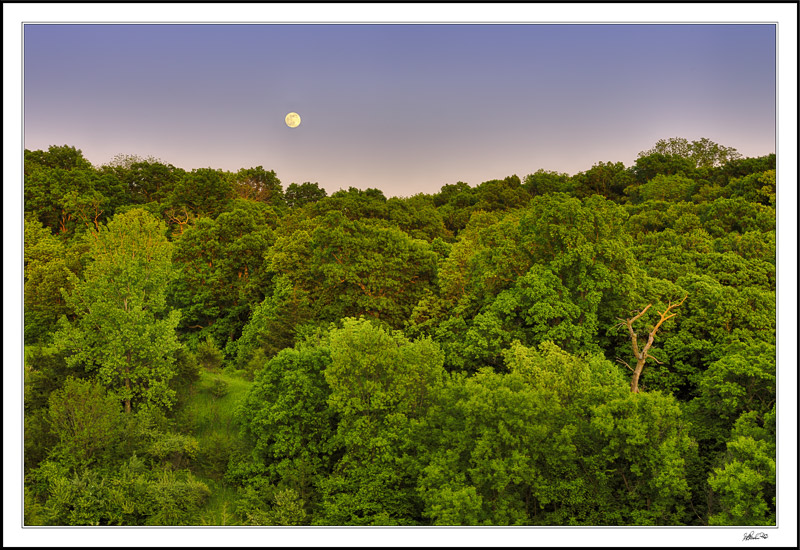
(638, 137, 741, 169)
(285, 182, 328, 208)
(54, 209, 181, 413)
(169, 200, 278, 352)
(169, 168, 233, 219)
(318, 318, 447, 525)
(232, 166, 285, 206)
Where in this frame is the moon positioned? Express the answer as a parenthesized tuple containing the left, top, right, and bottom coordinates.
(285, 112, 301, 128)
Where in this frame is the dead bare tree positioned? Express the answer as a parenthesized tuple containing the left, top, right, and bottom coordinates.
(617, 295, 687, 393)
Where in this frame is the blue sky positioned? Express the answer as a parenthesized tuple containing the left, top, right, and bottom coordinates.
(23, 23, 775, 196)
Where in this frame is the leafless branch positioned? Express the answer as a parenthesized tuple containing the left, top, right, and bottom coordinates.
(616, 357, 634, 372)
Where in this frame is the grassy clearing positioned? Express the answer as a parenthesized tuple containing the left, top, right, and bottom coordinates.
(176, 368, 253, 524)
(195, 478, 241, 526)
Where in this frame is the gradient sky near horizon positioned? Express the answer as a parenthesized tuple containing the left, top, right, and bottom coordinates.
(24, 24, 775, 197)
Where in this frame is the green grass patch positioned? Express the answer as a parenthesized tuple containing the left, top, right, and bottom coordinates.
(177, 369, 252, 481)
(175, 369, 254, 525)
(194, 478, 242, 526)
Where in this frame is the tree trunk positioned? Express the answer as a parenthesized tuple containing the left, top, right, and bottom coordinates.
(630, 355, 646, 393)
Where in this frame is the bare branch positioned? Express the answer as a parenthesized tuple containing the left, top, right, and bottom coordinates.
(616, 357, 634, 372)
(622, 296, 686, 393)
(628, 304, 652, 326)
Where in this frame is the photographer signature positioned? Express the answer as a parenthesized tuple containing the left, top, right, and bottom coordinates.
(742, 531, 768, 541)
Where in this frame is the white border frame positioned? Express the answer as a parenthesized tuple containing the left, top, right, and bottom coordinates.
(4, 3, 797, 548)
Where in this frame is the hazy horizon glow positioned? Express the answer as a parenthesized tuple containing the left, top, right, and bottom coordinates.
(24, 24, 775, 196)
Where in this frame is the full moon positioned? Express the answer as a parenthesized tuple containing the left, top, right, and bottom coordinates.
(285, 112, 301, 128)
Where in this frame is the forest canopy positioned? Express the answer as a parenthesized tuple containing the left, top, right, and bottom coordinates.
(23, 139, 777, 526)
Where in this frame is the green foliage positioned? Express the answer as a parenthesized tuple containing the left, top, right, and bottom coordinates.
(724, 170, 775, 206)
(235, 275, 313, 367)
(197, 336, 225, 371)
(708, 407, 775, 525)
(523, 169, 572, 196)
(639, 174, 697, 202)
(170, 167, 233, 218)
(571, 161, 633, 201)
(23, 141, 776, 527)
(172, 345, 201, 387)
(309, 186, 388, 220)
(590, 391, 696, 524)
(318, 318, 447, 525)
(386, 194, 449, 241)
(473, 175, 530, 212)
(26, 145, 93, 171)
(417, 343, 632, 525)
(106, 158, 184, 205)
(26, 455, 211, 526)
(233, 339, 335, 518)
(54, 208, 181, 413)
(46, 377, 125, 470)
(169, 201, 277, 351)
(268, 212, 438, 330)
(639, 137, 741, 168)
(696, 341, 775, 423)
(24, 216, 78, 342)
(210, 377, 230, 399)
(420, 193, 640, 372)
(285, 181, 327, 208)
(176, 370, 251, 481)
(232, 166, 284, 206)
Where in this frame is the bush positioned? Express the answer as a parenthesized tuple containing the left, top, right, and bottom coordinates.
(197, 336, 224, 371)
(210, 377, 229, 399)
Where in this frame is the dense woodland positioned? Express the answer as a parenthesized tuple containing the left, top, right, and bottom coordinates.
(23, 137, 777, 526)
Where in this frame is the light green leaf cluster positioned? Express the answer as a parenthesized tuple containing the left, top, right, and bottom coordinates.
(55, 208, 181, 412)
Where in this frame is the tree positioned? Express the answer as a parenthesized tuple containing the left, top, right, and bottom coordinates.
(25, 145, 93, 172)
(571, 161, 633, 201)
(638, 137, 741, 169)
(617, 295, 687, 393)
(418, 194, 641, 372)
(232, 166, 285, 206)
(234, 338, 336, 518)
(54, 209, 181, 413)
(416, 342, 636, 525)
(386, 194, 449, 241)
(522, 169, 572, 197)
(309, 186, 388, 221)
(168, 201, 277, 352)
(285, 181, 327, 208)
(590, 390, 696, 524)
(235, 275, 313, 368)
(707, 407, 775, 525)
(630, 153, 699, 196)
(639, 174, 697, 203)
(724, 170, 775, 206)
(267, 212, 438, 330)
(169, 168, 233, 218)
(433, 181, 478, 235)
(25, 164, 96, 235)
(24, 215, 82, 342)
(473, 175, 530, 212)
(46, 377, 125, 470)
(317, 318, 447, 525)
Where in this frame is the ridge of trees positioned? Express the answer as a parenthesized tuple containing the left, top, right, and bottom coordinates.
(23, 138, 777, 526)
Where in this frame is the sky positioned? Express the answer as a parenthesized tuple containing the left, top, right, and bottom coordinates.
(23, 23, 776, 197)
